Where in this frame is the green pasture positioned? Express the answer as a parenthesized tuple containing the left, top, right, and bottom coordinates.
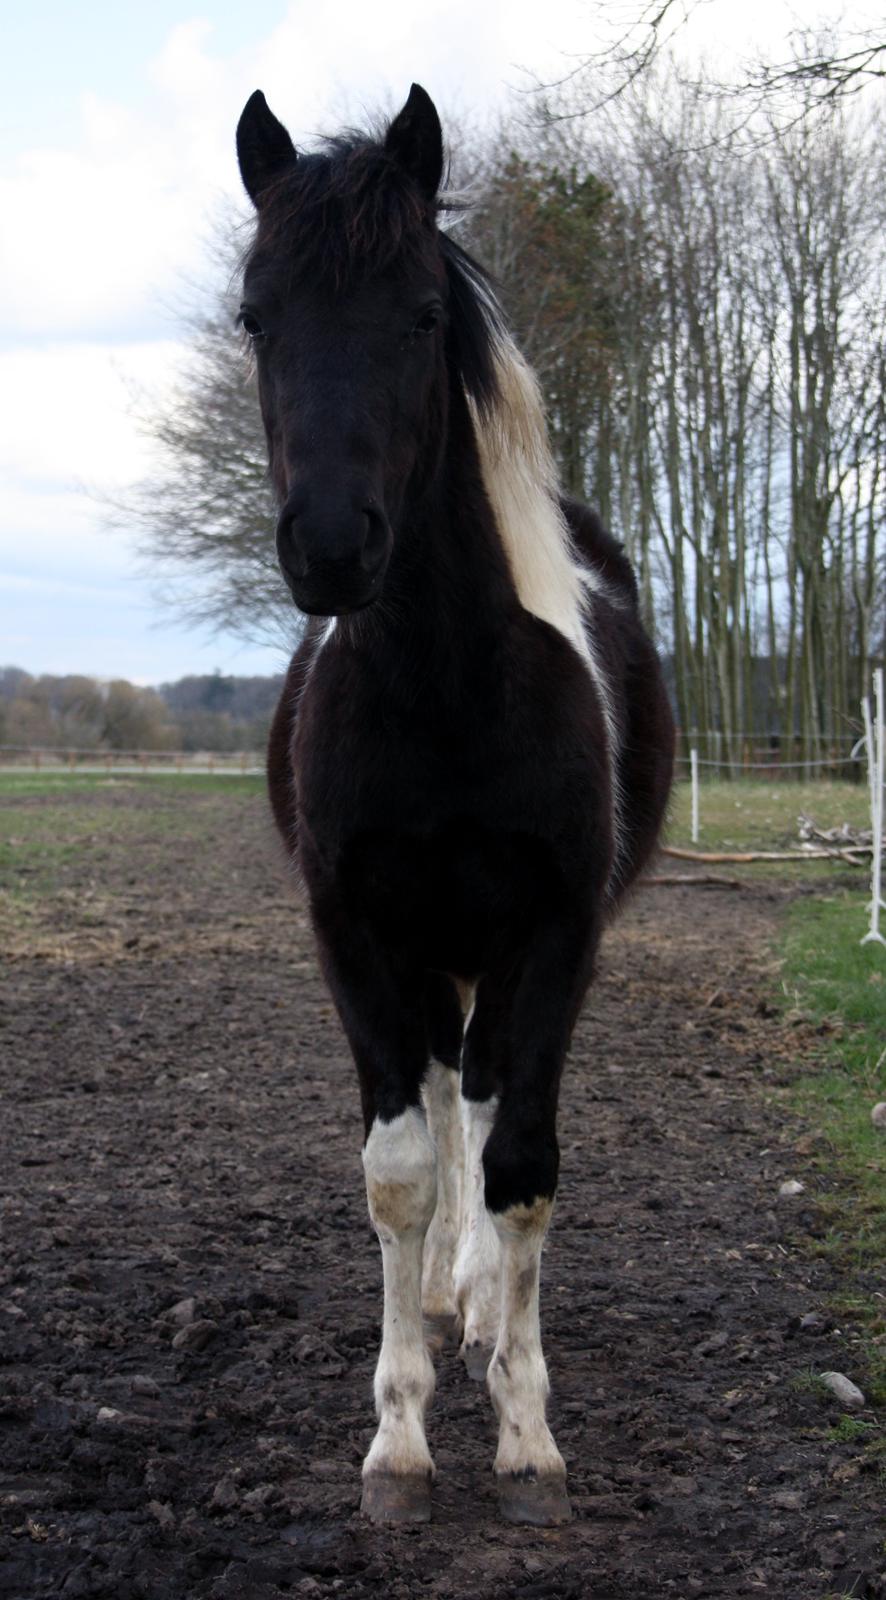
(668, 776, 870, 851)
(779, 891, 886, 1417)
(2, 766, 870, 838)
(0, 771, 265, 896)
(1, 768, 875, 897)
(0, 770, 265, 799)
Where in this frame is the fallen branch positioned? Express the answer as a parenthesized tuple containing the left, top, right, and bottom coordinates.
(663, 845, 870, 865)
(646, 873, 744, 888)
(797, 813, 879, 850)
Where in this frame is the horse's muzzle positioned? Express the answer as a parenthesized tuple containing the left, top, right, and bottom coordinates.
(276, 488, 392, 616)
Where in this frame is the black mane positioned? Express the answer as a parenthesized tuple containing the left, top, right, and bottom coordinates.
(439, 233, 506, 419)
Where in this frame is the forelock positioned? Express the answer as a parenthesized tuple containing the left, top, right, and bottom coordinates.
(245, 138, 438, 291)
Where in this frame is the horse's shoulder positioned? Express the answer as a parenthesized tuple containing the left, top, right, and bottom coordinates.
(559, 496, 639, 606)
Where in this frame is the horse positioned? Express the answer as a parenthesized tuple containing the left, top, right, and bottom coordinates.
(235, 82, 674, 1527)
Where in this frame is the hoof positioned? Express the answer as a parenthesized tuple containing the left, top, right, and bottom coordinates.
(497, 1469, 571, 1527)
(361, 1470, 432, 1524)
(461, 1340, 493, 1382)
(423, 1311, 460, 1353)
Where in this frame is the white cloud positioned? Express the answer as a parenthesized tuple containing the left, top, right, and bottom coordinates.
(0, 340, 183, 489)
(0, 1, 596, 344)
(1, 27, 239, 341)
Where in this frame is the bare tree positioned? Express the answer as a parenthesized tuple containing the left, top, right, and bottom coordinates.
(551, 2, 885, 112)
(113, 223, 296, 650)
(532, 68, 886, 763)
(747, 27, 885, 105)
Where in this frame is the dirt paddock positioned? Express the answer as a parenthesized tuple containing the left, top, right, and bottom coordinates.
(1, 782, 883, 1598)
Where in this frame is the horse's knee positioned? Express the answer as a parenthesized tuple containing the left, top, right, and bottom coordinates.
(363, 1107, 437, 1236)
(482, 1118, 559, 1214)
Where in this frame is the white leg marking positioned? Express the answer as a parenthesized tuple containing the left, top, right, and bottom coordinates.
(362, 1109, 437, 1480)
(488, 1198, 565, 1480)
(421, 1065, 463, 1321)
(453, 1095, 501, 1363)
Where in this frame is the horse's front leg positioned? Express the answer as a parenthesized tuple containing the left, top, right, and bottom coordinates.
(314, 926, 437, 1522)
(482, 918, 597, 1527)
(362, 1103, 437, 1520)
(487, 1191, 563, 1524)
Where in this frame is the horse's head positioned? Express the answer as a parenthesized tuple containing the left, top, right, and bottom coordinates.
(237, 84, 457, 617)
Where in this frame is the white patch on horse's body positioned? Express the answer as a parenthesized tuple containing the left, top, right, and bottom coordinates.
(420, 1063, 463, 1323)
(452, 977, 477, 1026)
(470, 337, 624, 887)
(362, 1109, 437, 1480)
(453, 1094, 501, 1364)
(487, 1196, 565, 1481)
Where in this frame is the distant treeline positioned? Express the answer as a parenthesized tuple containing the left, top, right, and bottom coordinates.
(2, 657, 869, 772)
(0, 668, 283, 754)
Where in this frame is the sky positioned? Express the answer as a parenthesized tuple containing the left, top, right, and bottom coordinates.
(1, 0, 873, 685)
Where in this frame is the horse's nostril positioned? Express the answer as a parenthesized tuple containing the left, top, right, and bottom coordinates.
(278, 519, 310, 581)
(360, 506, 390, 573)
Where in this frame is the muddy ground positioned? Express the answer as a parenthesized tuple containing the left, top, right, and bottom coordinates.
(1, 781, 883, 1599)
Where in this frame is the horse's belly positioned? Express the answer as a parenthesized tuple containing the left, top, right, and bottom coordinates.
(339, 822, 580, 976)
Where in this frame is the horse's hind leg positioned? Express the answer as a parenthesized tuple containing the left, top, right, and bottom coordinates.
(453, 977, 508, 1379)
(421, 975, 466, 1350)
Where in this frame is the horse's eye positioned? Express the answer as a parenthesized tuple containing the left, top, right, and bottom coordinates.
(238, 308, 266, 342)
(412, 308, 440, 338)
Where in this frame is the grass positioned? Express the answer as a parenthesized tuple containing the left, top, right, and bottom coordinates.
(0, 772, 266, 899)
(0, 771, 265, 798)
(667, 778, 871, 881)
(790, 1367, 833, 1399)
(826, 1416, 878, 1444)
(779, 888, 886, 1411)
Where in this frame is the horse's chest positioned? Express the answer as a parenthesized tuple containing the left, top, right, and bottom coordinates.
(297, 636, 600, 821)
(297, 691, 581, 842)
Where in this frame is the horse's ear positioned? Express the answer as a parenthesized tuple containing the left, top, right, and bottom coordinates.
(237, 90, 297, 206)
(384, 84, 444, 201)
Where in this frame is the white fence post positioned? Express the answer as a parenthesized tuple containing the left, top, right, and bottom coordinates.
(690, 748, 700, 843)
(861, 667, 885, 949)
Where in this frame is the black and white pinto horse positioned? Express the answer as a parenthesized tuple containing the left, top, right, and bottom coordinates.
(236, 83, 674, 1527)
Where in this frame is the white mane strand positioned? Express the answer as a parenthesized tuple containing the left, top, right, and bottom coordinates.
(469, 331, 624, 888)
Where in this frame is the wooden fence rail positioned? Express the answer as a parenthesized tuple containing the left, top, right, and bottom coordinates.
(0, 745, 263, 775)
